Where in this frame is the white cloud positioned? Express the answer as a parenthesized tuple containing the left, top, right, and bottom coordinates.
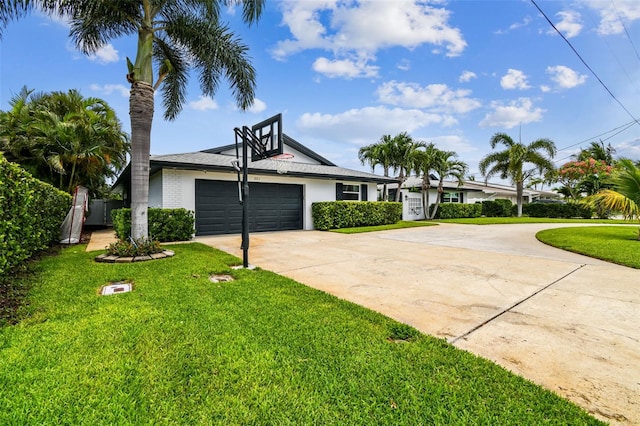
(397, 59, 411, 71)
(479, 98, 545, 128)
(248, 98, 267, 113)
(297, 106, 451, 145)
(189, 96, 218, 111)
(90, 83, 129, 97)
(614, 139, 640, 159)
(459, 71, 477, 83)
(88, 44, 120, 64)
(584, 1, 640, 35)
(376, 80, 481, 114)
(313, 56, 379, 78)
(540, 85, 551, 93)
(429, 134, 478, 154)
(500, 69, 531, 90)
(546, 65, 587, 89)
(272, 0, 467, 66)
(551, 10, 583, 38)
(494, 17, 532, 35)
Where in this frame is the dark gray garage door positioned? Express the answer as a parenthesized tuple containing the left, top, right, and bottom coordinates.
(195, 179, 303, 235)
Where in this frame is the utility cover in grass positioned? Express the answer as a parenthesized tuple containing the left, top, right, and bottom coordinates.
(209, 275, 234, 283)
(99, 282, 133, 295)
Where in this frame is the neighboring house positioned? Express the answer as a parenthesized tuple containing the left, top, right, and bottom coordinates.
(388, 176, 561, 220)
(113, 134, 394, 235)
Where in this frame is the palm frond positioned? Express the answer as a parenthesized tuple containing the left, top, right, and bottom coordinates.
(489, 132, 514, 149)
(67, 0, 139, 54)
(153, 37, 188, 120)
(586, 190, 640, 220)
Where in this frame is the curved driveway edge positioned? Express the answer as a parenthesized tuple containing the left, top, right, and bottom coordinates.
(196, 223, 640, 425)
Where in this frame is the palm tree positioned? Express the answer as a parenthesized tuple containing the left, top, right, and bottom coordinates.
(389, 132, 425, 202)
(8, 1, 264, 239)
(0, 87, 40, 175)
(479, 133, 556, 217)
(359, 135, 394, 201)
(586, 159, 640, 232)
(1, 87, 129, 196)
(414, 143, 438, 217)
(429, 150, 467, 219)
(575, 140, 615, 164)
(35, 89, 130, 195)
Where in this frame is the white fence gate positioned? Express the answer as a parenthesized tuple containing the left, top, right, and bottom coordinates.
(402, 191, 425, 221)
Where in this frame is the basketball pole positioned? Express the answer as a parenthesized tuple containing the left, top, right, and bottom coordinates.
(241, 126, 250, 268)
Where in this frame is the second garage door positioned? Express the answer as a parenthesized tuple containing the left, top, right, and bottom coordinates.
(195, 179, 303, 235)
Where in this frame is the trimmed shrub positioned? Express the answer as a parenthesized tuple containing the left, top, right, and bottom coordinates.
(106, 238, 164, 257)
(312, 201, 402, 230)
(112, 208, 195, 242)
(523, 202, 592, 219)
(0, 154, 72, 276)
(430, 203, 482, 219)
(482, 199, 513, 217)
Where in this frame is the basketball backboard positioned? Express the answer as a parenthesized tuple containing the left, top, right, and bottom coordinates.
(250, 113, 283, 161)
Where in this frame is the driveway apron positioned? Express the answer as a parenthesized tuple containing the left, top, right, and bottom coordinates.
(196, 223, 640, 425)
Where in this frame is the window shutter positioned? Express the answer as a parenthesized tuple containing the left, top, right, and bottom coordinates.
(460, 192, 463, 203)
(336, 183, 344, 200)
(360, 184, 368, 201)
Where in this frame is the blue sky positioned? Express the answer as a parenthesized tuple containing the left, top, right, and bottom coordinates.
(1, 0, 639, 180)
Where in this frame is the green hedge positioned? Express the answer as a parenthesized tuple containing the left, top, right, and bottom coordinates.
(523, 203, 592, 219)
(112, 208, 195, 242)
(312, 201, 402, 230)
(0, 154, 72, 276)
(430, 203, 482, 219)
(482, 199, 513, 217)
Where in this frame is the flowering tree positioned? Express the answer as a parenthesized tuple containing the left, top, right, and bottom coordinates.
(557, 158, 612, 200)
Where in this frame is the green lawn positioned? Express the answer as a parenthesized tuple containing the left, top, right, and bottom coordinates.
(330, 220, 437, 234)
(436, 217, 632, 225)
(537, 226, 640, 268)
(0, 243, 602, 424)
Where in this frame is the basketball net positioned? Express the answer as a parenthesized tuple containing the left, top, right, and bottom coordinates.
(270, 153, 294, 174)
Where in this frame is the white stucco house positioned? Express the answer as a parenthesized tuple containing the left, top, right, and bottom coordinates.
(113, 134, 394, 235)
(389, 176, 560, 220)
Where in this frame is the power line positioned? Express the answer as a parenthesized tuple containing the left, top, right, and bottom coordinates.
(530, 0, 640, 127)
(582, 5, 635, 86)
(553, 122, 635, 164)
(556, 119, 637, 152)
(611, 0, 640, 64)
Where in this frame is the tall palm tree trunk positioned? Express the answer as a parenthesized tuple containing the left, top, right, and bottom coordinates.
(516, 180, 524, 217)
(383, 166, 389, 201)
(421, 180, 431, 220)
(395, 169, 404, 202)
(430, 181, 444, 219)
(129, 81, 154, 240)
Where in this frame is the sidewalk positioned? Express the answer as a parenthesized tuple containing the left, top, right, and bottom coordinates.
(85, 228, 118, 252)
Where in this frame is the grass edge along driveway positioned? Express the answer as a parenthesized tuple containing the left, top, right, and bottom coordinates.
(537, 225, 640, 269)
(0, 243, 603, 424)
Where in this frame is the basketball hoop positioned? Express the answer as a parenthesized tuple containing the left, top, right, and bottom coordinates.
(270, 153, 294, 174)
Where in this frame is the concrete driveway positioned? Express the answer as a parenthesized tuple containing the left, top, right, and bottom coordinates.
(196, 223, 640, 425)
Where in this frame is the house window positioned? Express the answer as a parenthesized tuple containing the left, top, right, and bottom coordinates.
(441, 191, 462, 203)
(336, 183, 368, 201)
(342, 184, 360, 200)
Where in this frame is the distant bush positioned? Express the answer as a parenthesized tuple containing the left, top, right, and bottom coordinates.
(523, 203, 592, 219)
(0, 154, 71, 276)
(112, 208, 195, 242)
(312, 201, 402, 230)
(431, 203, 482, 219)
(482, 199, 513, 217)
